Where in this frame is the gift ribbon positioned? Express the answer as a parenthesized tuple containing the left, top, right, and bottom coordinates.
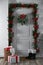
(5, 48, 10, 51)
(5, 46, 12, 51)
(16, 55, 18, 63)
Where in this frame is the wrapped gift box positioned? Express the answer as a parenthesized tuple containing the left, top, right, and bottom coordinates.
(4, 46, 12, 61)
(8, 55, 20, 63)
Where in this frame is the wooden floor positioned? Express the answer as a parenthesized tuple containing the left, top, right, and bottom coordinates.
(0, 58, 43, 65)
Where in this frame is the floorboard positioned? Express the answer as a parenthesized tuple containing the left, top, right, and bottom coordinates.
(0, 58, 43, 65)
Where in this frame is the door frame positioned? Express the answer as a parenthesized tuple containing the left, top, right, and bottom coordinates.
(8, 3, 39, 52)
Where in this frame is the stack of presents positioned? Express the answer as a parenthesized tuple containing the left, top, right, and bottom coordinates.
(4, 46, 20, 63)
(4, 46, 36, 63)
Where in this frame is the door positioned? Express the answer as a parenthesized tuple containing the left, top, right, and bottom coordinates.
(12, 8, 34, 57)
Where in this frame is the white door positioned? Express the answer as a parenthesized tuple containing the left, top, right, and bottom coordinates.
(12, 8, 34, 56)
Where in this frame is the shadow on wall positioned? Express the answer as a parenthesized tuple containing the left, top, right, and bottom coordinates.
(36, 33, 43, 57)
(38, 33, 43, 47)
(38, 33, 43, 40)
(38, 33, 43, 46)
(38, 33, 43, 49)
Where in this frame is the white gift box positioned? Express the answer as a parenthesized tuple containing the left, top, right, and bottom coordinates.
(10, 48, 15, 56)
(8, 55, 20, 63)
(28, 49, 36, 53)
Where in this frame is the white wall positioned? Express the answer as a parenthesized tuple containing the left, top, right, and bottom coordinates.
(9, 0, 40, 4)
(0, 0, 8, 57)
(38, 5, 43, 33)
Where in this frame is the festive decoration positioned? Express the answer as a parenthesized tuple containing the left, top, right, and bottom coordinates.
(8, 55, 20, 63)
(20, 14, 26, 19)
(4, 46, 12, 61)
(17, 14, 28, 25)
(8, 3, 39, 52)
(33, 18, 38, 22)
(36, 48, 40, 53)
(34, 24, 38, 28)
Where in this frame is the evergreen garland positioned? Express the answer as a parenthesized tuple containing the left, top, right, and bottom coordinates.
(8, 3, 39, 52)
